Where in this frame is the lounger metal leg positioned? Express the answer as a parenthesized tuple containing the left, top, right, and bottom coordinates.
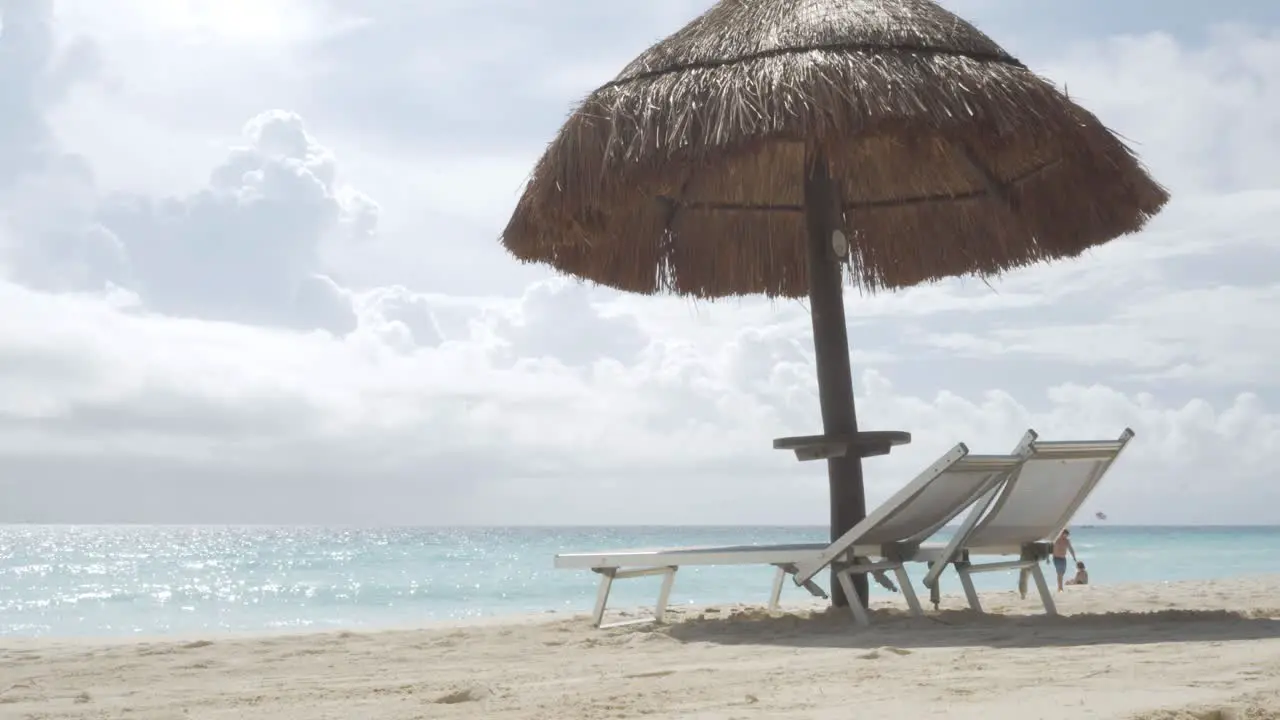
(592, 570, 616, 628)
(957, 568, 983, 613)
(926, 561, 941, 609)
(894, 567, 923, 616)
(1029, 562, 1057, 616)
(835, 569, 872, 627)
(591, 566, 680, 628)
(654, 567, 677, 623)
(769, 566, 787, 612)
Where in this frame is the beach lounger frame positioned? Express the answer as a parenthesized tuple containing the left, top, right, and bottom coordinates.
(556, 436, 1032, 629)
(920, 428, 1135, 617)
(787, 430, 1037, 625)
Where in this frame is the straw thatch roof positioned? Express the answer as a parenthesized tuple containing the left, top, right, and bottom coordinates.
(501, 0, 1169, 299)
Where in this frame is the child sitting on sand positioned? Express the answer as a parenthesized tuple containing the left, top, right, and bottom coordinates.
(1065, 561, 1089, 586)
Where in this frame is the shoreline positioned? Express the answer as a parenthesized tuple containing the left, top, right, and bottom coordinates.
(4, 575, 1280, 719)
(7, 568, 1280, 640)
(8, 572, 1280, 645)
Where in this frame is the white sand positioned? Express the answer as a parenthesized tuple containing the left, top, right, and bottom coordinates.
(4, 575, 1280, 720)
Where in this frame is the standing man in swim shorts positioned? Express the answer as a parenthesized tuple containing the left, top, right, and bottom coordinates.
(1052, 529, 1077, 592)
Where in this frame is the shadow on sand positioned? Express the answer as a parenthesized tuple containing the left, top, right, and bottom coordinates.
(650, 606, 1280, 650)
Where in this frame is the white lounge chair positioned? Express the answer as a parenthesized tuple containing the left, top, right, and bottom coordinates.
(917, 428, 1135, 617)
(555, 435, 1034, 628)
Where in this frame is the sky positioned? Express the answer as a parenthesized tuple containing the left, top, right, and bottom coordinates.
(0, 0, 1277, 525)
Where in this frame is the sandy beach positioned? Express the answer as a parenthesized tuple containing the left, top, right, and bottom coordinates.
(3, 575, 1279, 720)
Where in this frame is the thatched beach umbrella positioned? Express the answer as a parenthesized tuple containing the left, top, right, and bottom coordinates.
(502, 0, 1167, 608)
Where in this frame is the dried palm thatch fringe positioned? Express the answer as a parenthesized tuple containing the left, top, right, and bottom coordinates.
(501, 0, 1170, 299)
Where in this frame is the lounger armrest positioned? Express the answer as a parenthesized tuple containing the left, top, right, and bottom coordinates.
(773, 430, 912, 462)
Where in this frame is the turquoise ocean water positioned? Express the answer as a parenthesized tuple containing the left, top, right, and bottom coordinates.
(1, 525, 1277, 638)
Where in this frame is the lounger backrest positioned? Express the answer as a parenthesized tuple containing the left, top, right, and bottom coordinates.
(962, 429, 1134, 549)
(792, 442, 1025, 584)
(857, 455, 1026, 546)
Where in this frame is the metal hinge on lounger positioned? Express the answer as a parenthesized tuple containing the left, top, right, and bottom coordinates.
(770, 563, 829, 614)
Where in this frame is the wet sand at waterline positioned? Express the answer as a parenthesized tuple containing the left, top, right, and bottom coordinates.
(3, 576, 1280, 719)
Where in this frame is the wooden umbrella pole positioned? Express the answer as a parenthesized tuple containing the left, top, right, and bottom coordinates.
(802, 147, 869, 609)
